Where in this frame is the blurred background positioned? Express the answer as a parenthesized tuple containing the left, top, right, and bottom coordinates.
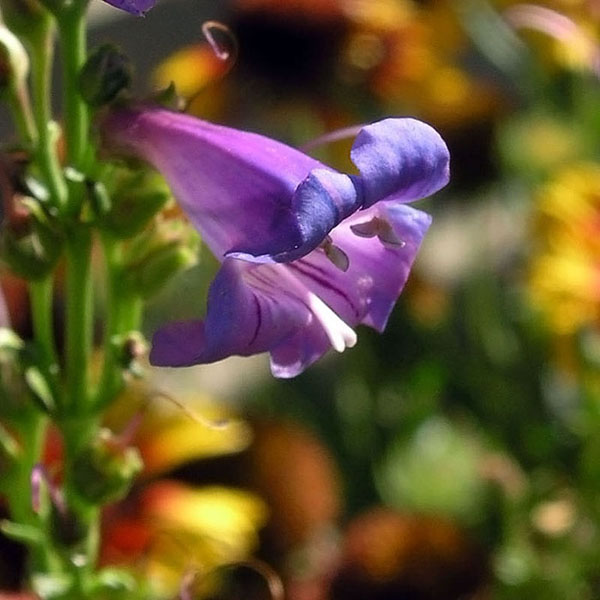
(4, 0, 600, 598)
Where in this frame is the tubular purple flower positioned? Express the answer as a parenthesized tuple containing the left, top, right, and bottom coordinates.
(99, 106, 450, 377)
(100, 106, 449, 263)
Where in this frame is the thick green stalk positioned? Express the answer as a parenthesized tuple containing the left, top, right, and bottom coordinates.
(30, 276, 58, 371)
(57, 3, 89, 176)
(64, 228, 93, 412)
(29, 276, 62, 408)
(3, 413, 58, 576)
(58, 414, 101, 595)
(29, 20, 68, 209)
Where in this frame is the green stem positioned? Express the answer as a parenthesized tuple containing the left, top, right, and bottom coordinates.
(29, 275, 62, 407)
(30, 276, 58, 371)
(8, 84, 38, 149)
(58, 414, 101, 595)
(95, 236, 143, 411)
(64, 228, 93, 413)
(57, 4, 89, 175)
(29, 20, 68, 209)
(3, 413, 57, 575)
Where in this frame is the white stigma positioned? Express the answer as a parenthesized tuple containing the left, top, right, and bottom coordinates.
(275, 264, 358, 353)
(307, 291, 357, 352)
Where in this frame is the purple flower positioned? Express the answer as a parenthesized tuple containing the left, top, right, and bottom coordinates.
(101, 0, 155, 16)
(100, 107, 448, 263)
(100, 106, 449, 377)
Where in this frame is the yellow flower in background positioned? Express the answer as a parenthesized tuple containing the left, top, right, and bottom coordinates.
(153, 45, 230, 99)
(100, 385, 267, 598)
(529, 164, 600, 334)
(128, 482, 267, 596)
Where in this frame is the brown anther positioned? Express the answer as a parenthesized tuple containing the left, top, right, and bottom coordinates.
(351, 217, 405, 247)
(320, 235, 349, 272)
(350, 219, 379, 238)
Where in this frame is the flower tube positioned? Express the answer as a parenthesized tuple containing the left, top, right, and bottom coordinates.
(101, 106, 449, 263)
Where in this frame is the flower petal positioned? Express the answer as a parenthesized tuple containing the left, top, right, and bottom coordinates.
(351, 118, 450, 208)
(150, 259, 310, 367)
(102, 108, 328, 260)
(289, 202, 433, 332)
(228, 168, 363, 263)
(150, 204, 431, 377)
(101, 0, 155, 15)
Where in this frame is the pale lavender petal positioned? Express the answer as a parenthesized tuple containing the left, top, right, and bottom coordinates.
(101, 0, 155, 15)
(287, 203, 431, 332)
(351, 118, 450, 208)
(270, 321, 331, 378)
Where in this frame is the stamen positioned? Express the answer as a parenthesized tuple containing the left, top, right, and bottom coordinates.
(274, 264, 357, 353)
(307, 292, 357, 352)
(376, 220, 406, 247)
(350, 219, 379, 238)
(320, 236, 350, 271)
(351, 217, 405, 247)
(149, 390, 230, 430)
(180, 561, 284, 600)
(503, 4, 600, 75)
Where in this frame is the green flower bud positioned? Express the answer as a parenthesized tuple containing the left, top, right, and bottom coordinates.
(0, 196, 63, 280)
(123, 219, 199, 298)
(100, 168, 171, 238)
(71, 428, 143, 504)
(79, 44, 132, 107)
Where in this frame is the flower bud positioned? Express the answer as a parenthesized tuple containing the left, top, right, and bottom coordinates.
(123, 219, 199, 298)
(99, 168, 171, 238)
(79, 44, 132, 107)
(71, 428, 143, 504)
(0, 196, 63, 280)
